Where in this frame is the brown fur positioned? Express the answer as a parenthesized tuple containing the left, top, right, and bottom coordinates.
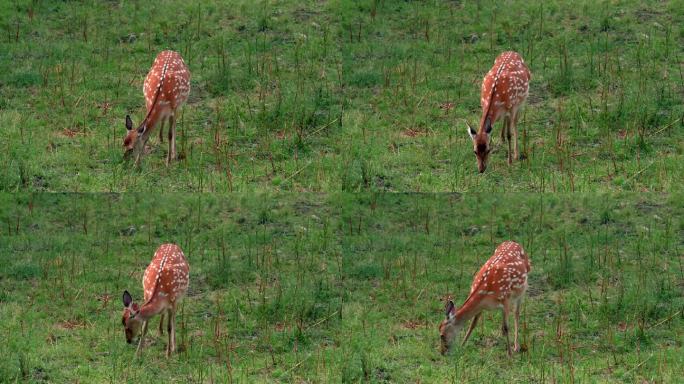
(123, 50, 191, 166)
(469, 51, 531, 173)
(439, 241, 531, 356)
(122, 243, 190, 356)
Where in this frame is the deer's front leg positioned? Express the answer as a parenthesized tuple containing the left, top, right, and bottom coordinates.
(505, 117, 513, 165)
(133, 138, 143, 167)
(158, 313, 165, 336)
(133, 138, 145, 167)
(158, 117, 165, 144)
(136, 320, 149, 356)
(134, 129, 152, 167)
(462, 312, 481, 346)
(502, 302, 512, 357)
(166, 114, 177, 166)
(166, 307, 176, 357)
(512, 109, 520, 161)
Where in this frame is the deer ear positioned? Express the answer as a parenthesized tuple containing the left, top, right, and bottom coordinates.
(125, 115, 133, 131)
(445, 300, 455, 319)
(484, 117, 493, 134)
(466, 122, 477, 139)
(123, 290, 133, 307)
(137, 124, 146, 135)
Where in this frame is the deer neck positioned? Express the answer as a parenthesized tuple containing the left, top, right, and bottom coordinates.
(454, 294, 482, 323)
(138, 294, 167, 320)
(140, 104, 165, 133)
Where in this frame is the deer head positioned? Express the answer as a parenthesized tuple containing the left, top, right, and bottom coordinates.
(121, 290, 143, 344)
(438, 299, 463, 355)
(123, 115, 146, 160)
(467, 119, 492, 173)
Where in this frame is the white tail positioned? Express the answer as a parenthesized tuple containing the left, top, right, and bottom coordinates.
(468, 51, 530, 173)
(439, 241, 531, 356)
(124, 50, 191, 166)
(122, 243, 190, 357)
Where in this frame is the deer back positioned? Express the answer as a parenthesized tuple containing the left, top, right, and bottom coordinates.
(463, 241, 530, 311)
(142, 243, 190, 304)
(143, 50, 191, 113)
(480, 51, 531, 128)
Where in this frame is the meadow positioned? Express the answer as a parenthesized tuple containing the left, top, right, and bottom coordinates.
(0, 0, 682, 192)
(0, 193, 682, 382)
(1, 0, 683, 382)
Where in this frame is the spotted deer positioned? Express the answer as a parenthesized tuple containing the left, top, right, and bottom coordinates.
(122, 243, 189, 357)
(124, 50, 191, 166)
(439, 241, 531, 356)
(467, 51, 530, 173)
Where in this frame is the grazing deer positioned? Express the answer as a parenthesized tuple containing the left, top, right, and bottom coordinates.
(439, 241, 531, 356)
(467, 51, 530, 173)
(122, 243, 189, 357)
(124, 50, 191, 166)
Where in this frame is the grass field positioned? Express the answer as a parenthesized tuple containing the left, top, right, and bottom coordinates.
(1, 1, 683, 383)
(0, 193, 682, 382)
(1, 0, 682, 192)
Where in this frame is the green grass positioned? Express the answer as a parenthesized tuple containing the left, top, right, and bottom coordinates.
(0, 0, 682, 192)
(0, 193, 682, 382)
(1, 1, 683, 382)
